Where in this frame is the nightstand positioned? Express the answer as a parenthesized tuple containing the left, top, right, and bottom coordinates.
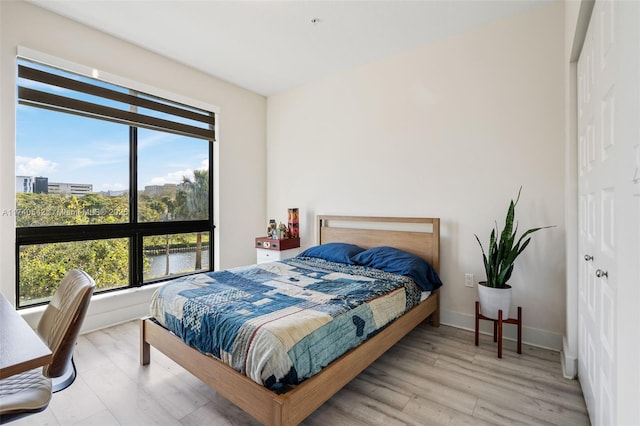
(256, 247, 301, 264)
(255, 237, 301, 264)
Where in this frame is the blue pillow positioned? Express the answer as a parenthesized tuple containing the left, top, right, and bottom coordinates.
(351, 246, 442, 291)
(297, 242, 365, 265)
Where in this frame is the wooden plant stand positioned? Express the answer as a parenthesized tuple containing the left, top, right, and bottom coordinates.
(474, 301, 522, 358)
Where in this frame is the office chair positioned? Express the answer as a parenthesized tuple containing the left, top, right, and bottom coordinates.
(0, 270, 95, 422)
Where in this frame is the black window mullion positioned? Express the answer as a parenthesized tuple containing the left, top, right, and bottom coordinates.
(208, 140, 215, 271)
(130, 126, 138, 224)
(16, 221, 211, 245)
(130, 126, 140, 287)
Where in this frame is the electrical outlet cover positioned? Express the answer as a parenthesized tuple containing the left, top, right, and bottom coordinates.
(464, 273, 474, 287)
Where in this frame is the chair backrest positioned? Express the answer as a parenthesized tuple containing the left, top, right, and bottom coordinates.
(36, 269, 95, 378)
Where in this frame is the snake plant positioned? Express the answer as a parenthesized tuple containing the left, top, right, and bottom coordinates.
(475, 188, 553, 288)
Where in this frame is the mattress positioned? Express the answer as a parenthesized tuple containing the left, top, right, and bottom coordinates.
(150, 256, 427, 391)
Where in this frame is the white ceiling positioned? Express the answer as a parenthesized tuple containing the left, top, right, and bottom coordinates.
(27, 0, 549, 96)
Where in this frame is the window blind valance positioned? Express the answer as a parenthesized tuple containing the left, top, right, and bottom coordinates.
(18, 61, 215, 142)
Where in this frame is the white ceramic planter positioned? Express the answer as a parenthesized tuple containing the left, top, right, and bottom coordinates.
(477, 282, 512, 320)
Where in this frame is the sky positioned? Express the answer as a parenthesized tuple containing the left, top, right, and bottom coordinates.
(16, 61, 210, 193)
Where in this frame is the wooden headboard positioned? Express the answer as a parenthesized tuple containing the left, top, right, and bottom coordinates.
(317, 215, 440, 274)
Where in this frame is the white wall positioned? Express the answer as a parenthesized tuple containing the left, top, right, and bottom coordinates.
(267, 3, 566, 349)
(0, 0, 266, 329)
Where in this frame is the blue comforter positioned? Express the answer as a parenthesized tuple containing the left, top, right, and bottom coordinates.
(150, 257, 423, 391)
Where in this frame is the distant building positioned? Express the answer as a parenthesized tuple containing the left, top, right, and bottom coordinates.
(144, 183, 178, 197)
(34, 177, 49, 194)
(48, 182, 93, 196)
(15, 176, 34, 193)
(99, 190, 127, 197)
(16, 175, 92, 196)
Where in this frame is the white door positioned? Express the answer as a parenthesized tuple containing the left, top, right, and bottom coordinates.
(577, 1, 617, 424)
(577, 1, 640, 425)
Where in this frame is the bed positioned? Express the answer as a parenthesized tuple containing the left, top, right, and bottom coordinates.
(140, 215, 441, 425)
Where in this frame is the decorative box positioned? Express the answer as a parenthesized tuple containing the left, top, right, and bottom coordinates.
(255, 237, 300, 251)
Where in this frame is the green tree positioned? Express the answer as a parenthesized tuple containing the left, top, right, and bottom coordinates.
(16, 193, 130, 304)
(160, 196, 176, 275)
(15, 182, 209, 304)
(177, 169, 209, 269)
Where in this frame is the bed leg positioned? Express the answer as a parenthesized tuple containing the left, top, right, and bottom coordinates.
(271, 398, 285, 426)
(430, 289, 440, 327)
(431, 308, 440, 327)
(140, 318, 150, 366)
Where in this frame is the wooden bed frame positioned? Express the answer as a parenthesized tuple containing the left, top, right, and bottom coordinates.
(140, 215, 441, 426)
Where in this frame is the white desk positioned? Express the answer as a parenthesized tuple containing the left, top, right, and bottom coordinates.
(0, 293, 52, 379)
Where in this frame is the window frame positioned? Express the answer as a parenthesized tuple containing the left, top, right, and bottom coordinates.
(14, 51, 217, 308)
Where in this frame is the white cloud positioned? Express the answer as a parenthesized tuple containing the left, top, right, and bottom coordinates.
(138, 132, 173, 149)
(15, 156, 58, 176)
(93, 141, 129, 156)
(146, 159, 208, 187)
(68, 156, 124, 170)
(148, 168, 194, 186)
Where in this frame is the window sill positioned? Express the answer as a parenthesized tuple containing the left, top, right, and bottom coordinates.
(20, 283, 166, 333)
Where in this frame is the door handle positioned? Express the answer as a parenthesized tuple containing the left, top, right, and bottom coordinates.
(596, 269, 608, 279)
(584, 254, 593, 261)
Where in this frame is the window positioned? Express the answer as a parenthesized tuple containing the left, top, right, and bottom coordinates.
(15, 58, 215, 308)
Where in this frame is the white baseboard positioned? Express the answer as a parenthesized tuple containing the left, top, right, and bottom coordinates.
(561, 336, 578, 378)
(20, 291, 565, 353)
(440, 309, 564, 352)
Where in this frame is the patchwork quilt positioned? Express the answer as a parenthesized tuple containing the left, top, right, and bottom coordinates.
(150, 257, 424, 391)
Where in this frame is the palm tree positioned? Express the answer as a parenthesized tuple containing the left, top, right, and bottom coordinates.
(160, 196, 175, 275)
(178, 169, 209, 269)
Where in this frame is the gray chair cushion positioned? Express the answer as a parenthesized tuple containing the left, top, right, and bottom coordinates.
(0, 368, 52, 415)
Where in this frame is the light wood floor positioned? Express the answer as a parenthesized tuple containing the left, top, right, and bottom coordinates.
(11, 321, 589, 426)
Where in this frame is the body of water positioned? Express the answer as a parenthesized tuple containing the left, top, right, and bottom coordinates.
(147, 249, 210, 278)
